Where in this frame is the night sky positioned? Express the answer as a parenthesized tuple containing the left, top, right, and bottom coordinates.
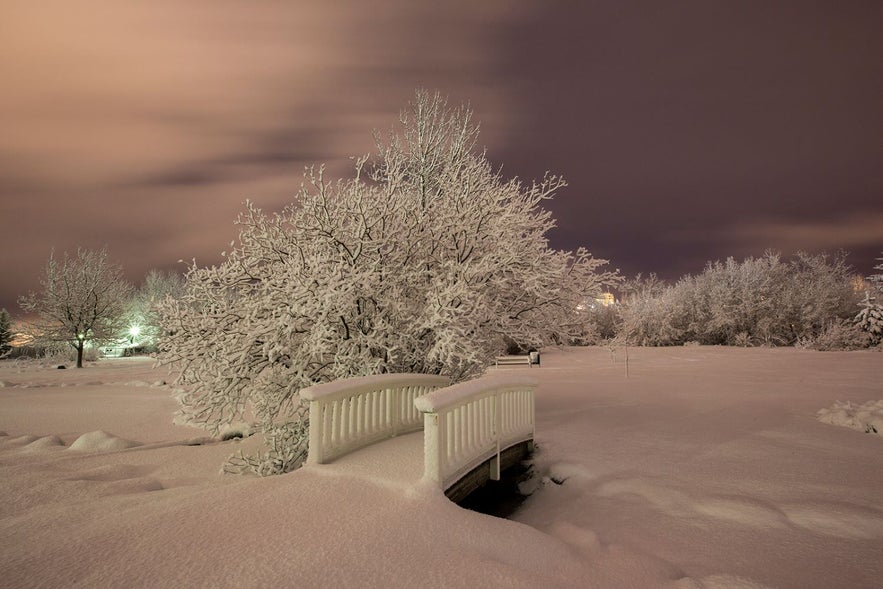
(3, 1, 881, 316)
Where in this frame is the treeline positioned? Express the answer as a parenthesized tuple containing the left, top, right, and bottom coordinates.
(584, 251, 882, 350)
(4, 246, 184, 365)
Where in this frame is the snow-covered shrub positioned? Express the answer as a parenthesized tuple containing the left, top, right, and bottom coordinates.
(157, 91, 619, 472)
(807, 319, 870, 351)
(732, 332, 753, 347)
(615, 251, 861, 347)
(223, 421, 310, 476)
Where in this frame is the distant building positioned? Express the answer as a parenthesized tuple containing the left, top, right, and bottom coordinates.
(577, 292, 616, 312)
(595, 292, 615, 307)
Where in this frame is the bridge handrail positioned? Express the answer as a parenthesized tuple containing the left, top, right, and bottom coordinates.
(416, 374, 536, 490)
(302, 373, 449, 464)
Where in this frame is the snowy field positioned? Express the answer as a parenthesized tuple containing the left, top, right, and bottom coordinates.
(1, 347, 881, 588)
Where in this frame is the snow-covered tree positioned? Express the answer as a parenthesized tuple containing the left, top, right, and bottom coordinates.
(157, 90, 619, 474)
(855, 295, 882, 345)
(0, 308, 12, 356)
(19, 248, 133, 367)
(122, 269, 185, 351)
(855, 258, 883, 347)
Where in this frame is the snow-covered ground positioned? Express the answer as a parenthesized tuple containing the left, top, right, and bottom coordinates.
(0, 348, 881, 588)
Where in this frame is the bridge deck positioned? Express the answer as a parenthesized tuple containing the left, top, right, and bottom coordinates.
(311, 430, 425, 488)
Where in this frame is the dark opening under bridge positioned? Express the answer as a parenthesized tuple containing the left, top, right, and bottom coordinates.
(300, 373, 536, 501)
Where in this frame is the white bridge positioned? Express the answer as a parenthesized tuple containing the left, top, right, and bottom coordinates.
(300, 373, 536, 499)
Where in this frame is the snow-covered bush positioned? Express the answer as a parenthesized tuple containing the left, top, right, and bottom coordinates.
(157, 91, 619, 474)
(616, 251, 862, 347)
(222, 421, 309, 476)
(805, 319, 870, 351)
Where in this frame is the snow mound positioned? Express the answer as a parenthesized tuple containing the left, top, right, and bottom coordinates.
(4, 434, 39, 446)
(68, 431, 141, 452)
(23, 435, 65, 451)
(219, 423, 255, 440)
(817, 400, 883, 435)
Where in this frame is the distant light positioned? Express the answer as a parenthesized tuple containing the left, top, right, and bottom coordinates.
(129, 326, 141, 337)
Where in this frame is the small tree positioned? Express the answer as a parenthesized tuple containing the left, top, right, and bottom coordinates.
(856, 254, 883, 346)
(19, 248, 133, 367)
(855, 293, 883, 345)
(0, 309, 12, 357)
(158, 90, 619, 474)
(868, 254, 883, 296)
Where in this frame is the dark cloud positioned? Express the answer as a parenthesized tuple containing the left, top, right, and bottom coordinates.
(2, 0, 881, 315)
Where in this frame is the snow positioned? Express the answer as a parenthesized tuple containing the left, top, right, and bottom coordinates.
(414, 373, 537, 412)
(301, 373, 449, 402)
(1, 349, 882, 588)
(68, 430, 141, 452)
(817, 399, 883, 435)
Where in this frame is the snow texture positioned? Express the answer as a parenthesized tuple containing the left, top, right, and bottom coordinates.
(1, 349, 881, 588)
(817, 400, 883, 435)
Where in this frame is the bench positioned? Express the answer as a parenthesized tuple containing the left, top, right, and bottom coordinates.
(494, 355, 534, 367)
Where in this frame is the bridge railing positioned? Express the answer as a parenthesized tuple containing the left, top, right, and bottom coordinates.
(415, 374, 536, 491)
(301, 373, 449, 465)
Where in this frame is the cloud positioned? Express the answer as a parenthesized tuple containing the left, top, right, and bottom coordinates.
(718, 212, 883, 255)
(0, 1, 527, 313)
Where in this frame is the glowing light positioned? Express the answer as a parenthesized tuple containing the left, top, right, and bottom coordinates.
(129, 326, 141, 337)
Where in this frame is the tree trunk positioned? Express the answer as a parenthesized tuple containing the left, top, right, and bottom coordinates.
(76, 341, 84, 368)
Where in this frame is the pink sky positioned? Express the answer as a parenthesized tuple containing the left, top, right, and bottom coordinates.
(2, 1, 881, 314)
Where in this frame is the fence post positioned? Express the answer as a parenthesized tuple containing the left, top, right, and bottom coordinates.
(489, 392, 501, 481)
(423, 412, 442, 486)
(307, 399, 323, 465)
